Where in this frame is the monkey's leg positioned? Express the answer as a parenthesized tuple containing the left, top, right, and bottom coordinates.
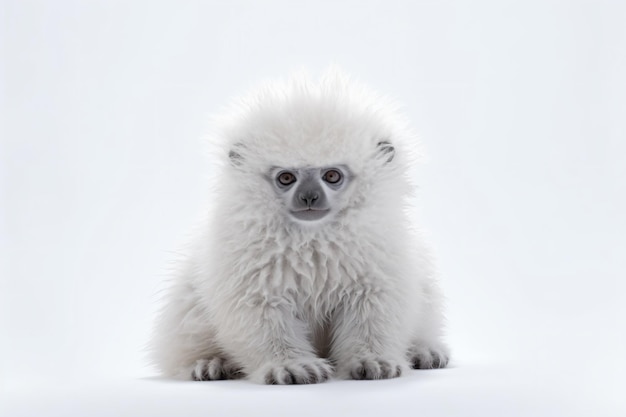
(407, 277, 450, 369)
(407, 342, 449, 369)
(214, 298, 333, 385)
(407, 309, 450, 369)
(330, 288, 410, 380)
(151, 278, 239, 380)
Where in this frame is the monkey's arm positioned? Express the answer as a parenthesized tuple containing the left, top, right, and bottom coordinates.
(330, 283, 410, 379)
(210, 288, 332, 384)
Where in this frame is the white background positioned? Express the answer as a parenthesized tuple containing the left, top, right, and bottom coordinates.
(1, 0, 625, 416)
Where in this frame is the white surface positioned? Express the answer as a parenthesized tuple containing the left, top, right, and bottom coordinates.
(1, 0, 624, 416)
(1, 361, 614, 417)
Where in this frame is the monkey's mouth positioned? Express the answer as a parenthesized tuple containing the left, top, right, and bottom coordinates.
(290, 208, 330, 222)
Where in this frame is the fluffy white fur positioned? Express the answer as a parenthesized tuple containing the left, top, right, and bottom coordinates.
(150, 70, 449, 384)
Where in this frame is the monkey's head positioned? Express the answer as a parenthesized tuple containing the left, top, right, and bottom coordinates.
(215, 70, 415, 228)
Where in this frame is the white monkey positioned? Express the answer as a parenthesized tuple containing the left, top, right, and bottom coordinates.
(150, 70, 449, 384)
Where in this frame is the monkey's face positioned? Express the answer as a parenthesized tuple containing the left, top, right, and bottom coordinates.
(225, 139, 398, 227)
(268, 165, 352, 224)
(220, 73, 406, 227)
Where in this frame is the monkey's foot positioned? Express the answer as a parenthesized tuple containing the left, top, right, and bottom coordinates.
(409, 344, 449, 369)
(346, 357, 404, 380)
(191, 357, 244, 381)
(260, 358, 333, 385)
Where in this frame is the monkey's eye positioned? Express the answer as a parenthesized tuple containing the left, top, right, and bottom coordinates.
(277, 171, 297, 186)
(322, 169, 342, 184)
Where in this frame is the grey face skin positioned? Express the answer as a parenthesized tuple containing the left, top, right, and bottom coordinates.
(270, 165, 351, 223)
(229, 141, 394, 224)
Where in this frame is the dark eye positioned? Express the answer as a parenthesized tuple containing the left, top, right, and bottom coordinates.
(323, 169, 342, 184)
(277, 171, 296, 186)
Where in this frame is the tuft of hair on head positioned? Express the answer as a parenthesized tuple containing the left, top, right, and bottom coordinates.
(207, 66, 423, 195)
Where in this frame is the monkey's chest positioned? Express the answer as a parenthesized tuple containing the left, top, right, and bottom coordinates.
(278, 246, 362, 312)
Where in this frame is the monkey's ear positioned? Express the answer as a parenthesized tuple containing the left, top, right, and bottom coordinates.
(228, 143, 245, 167)
(376, 140, 395, 163)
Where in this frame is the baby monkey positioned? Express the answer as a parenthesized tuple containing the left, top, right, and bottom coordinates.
(151, 71, 449, 384)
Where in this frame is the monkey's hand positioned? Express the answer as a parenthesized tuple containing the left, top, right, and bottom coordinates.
(254, 358, 333, 385)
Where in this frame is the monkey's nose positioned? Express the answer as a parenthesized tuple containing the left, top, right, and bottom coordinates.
(299, 192, 319, 207)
